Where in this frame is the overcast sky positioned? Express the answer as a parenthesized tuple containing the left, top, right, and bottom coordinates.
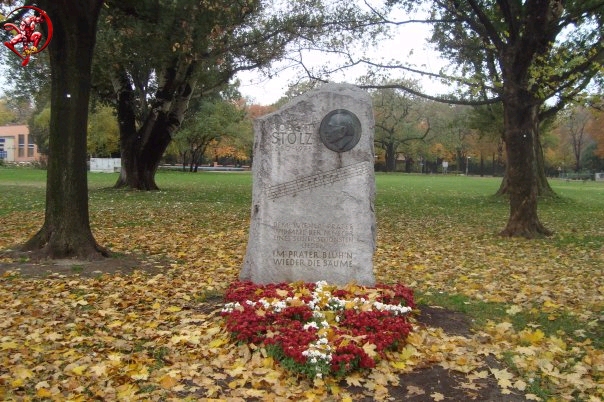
(235, 10, 448, 106)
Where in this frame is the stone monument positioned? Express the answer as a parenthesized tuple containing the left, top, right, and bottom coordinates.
(240, 83, 376, 285)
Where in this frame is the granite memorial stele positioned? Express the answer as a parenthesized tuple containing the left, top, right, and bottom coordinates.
(240, 83, 376, 285)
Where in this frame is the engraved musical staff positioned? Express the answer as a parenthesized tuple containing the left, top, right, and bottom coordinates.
(266, 162, 371, 200)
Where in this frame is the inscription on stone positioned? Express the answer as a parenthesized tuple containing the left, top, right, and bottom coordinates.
(269, 123, 314, 146)
(240, 83, 376, 285)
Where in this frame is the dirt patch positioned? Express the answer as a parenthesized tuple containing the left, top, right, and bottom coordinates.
(358, 356, 526, 402)
(381, 306, 526, 401)
(0, 254, 527, 401)
(418, 305, 474, 337)
(0, 250, 168, 278)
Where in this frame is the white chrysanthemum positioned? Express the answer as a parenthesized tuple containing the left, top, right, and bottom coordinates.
(221, 302, 241, 313)
(303, 321, 319, 330)
(373, 301, 412, 315)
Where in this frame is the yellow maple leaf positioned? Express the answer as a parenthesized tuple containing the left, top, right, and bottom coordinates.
(362, 342, 377, 358)
(431, 391, 445, 401)
(345, 373, 363, 387)
(406, 332, 426, 347)
(390, 361, 407, 370)
(70, 365, 87, 376)
(399, 345, 417, 360)
(11, 378, 24, 388)
(519, 328, 545, 345)
(35, 381, 50, 390)
(14, 366, 34, 380)
(159, 374, 179, 389)
(515, 345, 538, 356)
(491, 368, 514, 389)
(469, 370, 489, 380)
(514, 379, 527, 391)
(406, 385, 426, 396)
(228, 378, 246, 389)
(117, 383, 139, 399)
(89, 363, 107, 377)
(108, 320, 123, 328)
(0, 341, 18, 350)
(262, 357, 275, 368)
(339, 338, 350, 347)
(209, 338, 228, 348)
(45, 332, 63, 341)
(542, 300, 560, 311)
(242, 389, 266, 398)
(494, 322, 514, 335)
(506, 305, 523, 315)
(549, 336, 567, 351)
(276, 289, 289, 297)
(130, 365, 150, 381)
(36, 388, 53, 398)
(205, 326, 221, 337)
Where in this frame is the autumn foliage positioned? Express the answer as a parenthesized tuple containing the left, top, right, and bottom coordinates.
(0, 171, 602, 400)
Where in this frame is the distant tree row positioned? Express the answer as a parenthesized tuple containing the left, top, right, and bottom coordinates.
(7, 84, 602, 176)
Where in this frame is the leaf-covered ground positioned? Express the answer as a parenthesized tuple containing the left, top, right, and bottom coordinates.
(0, 171, 602, 401)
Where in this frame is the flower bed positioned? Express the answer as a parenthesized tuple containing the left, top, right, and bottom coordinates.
(221, 281, 416, 379)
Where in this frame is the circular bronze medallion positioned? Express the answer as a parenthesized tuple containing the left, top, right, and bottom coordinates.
(319, 109, 362, 152)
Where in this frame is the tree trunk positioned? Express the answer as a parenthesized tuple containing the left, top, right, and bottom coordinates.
(499, 91, 552, 238)
(533, 130, 556, 196)
(405, 157, 412, 173)
(385, 142, 396, 172)
(495, 127, 555, 197)
(22, 0, 108, 259)
(114, 59, 196, 190)
(114, 118, 171, 190)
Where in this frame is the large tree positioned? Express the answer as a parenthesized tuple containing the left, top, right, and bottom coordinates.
(310, 0, 604, 237)
(557, 106, 592, 172)
(431, 0, 602, 237)
(587, 104, 604, 159)
(94, 0, 376, 190)
(19, 0, 108, 258)
(173, 95, 246, 172)
(371, 83, 432, 172)
(0, 98, 17, 124)
(419, 1, 601, 236)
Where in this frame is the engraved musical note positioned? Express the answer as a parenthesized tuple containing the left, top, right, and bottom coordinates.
(266, 162, 371, 200)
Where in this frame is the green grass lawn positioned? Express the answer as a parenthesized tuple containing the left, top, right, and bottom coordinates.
(1, 166, 602, 252)
(1, 166, 603, 399)
(1, 165, 602, 257)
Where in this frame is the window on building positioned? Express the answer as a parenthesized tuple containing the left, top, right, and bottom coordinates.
(0, 138, 5, 160)
(27, 135, 34, 157)
(18, 134, 25, 157)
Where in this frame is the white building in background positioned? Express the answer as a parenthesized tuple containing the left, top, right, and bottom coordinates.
(90, 158, 121, 173)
